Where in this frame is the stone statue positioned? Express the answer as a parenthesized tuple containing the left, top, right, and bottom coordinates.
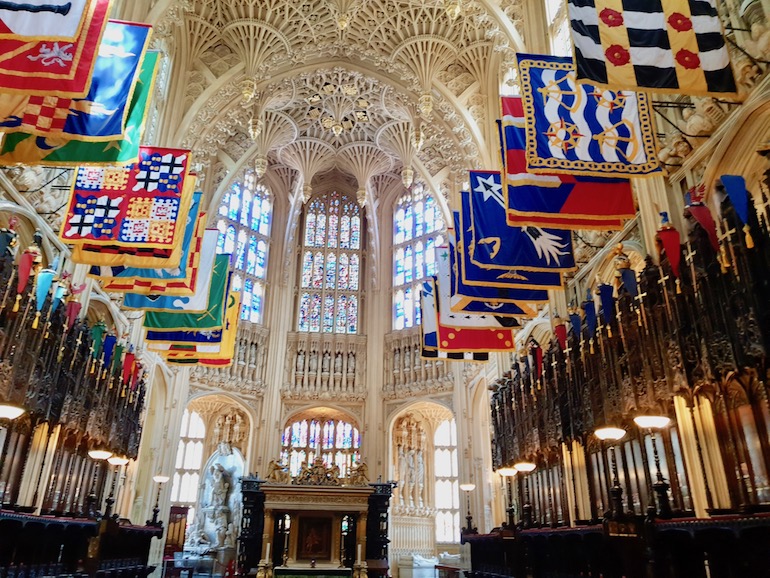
(415, 450, 425, 507)
(322, 351, 331, 373)
(334, 352, 343, 373)
(224, 523, 236, 548)
(347, 352, 355, 373)
(214, 510, 228, 548)
(309, 350, 318, 373)
(210, 464, 230, 508)
(403, 449, 414, 506)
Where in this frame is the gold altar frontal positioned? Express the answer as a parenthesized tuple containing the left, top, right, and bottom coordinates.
(258, 482, 374, 578)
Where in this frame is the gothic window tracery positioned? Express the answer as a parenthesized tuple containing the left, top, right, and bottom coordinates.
(297, 191, 363, 334)
(170, 409, 206, 513)
(434, 418, 460, 543)
(545, 0, 571, 57)
(393, 184, 445, 330)
(280, 411, 361, 478)
(216, 172, 272, 324)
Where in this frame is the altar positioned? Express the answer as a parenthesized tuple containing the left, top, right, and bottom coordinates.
(273, 568, 353, 578)
(238, 459, 395, 578)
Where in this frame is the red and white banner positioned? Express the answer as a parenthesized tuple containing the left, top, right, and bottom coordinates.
(0, 0, 111, 97)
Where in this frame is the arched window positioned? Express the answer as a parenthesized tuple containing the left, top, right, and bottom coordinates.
(393, 183, 445, 330)
(170, 409, 206, 520)
(216, 172, 272, 324)
(545, 0, 571, 56)
(280, 411, 361, 478)
(434, 418, 460, 543)
(297, 191, 363, 334)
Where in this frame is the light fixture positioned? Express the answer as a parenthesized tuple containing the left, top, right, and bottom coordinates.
(595, 427, 625, 520)
(594, 426, 626, 442)
(105, 456, 129, 518)
(88, 448, 113, 461)
(248, 116, 264, 140)
(148, 475, 170, 527)
(634, 415, 673, 519)
(401, 167, 414, 189)
(254, 156, 268, 179)
(633, 415, 671, 430)
(460, 482, 477, 535)
(0, 403, 25, 420)
(514, 462, 536, 528)
(418, 93, 433, 118)
(410, 125, 425, 153)
(337, 13, 351, 29)
(497, 467, 517, 477)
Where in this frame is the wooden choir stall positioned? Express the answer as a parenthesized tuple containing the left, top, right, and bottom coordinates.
(238, 459, 395, 578)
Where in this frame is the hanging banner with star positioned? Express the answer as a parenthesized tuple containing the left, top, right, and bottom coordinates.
(467, 172, 576, 272)
(60, 146, 193, 252)
(454, 210, 564, 291)
(0, 50, 159, 167)
(567, 0, 736, 96)
(517, 53, 660, 177)
(0, 0, 111, 97)
(0, 20, 151, 140)
(501, 96, 635, 229)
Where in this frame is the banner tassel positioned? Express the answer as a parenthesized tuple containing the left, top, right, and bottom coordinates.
(744, 224, 754, 249)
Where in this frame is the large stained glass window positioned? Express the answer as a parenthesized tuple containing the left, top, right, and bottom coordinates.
(280, 410, 361, 478)
(434, 418, 460, 543)
(393, 183, 445, 330)
(216, 172, 272, 324)
(298, 191, 363, 334)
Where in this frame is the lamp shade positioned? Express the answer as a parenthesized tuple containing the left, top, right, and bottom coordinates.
(595, 426, 626, 441)
(88, 449, 113, 461)
(153, 475, 170, 484)
(514, 461, 537, 473)
(0, 403, 25, 420)
(107, 456, 129, 466)
(633, 415, 671, 430)
(460, 483, 476, 492)
(497, 467, 517, 477)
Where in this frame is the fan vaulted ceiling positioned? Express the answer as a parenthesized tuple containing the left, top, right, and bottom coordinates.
(146, 0, 526, 205)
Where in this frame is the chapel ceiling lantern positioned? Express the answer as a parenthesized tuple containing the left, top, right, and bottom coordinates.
(305, 81, 370, 138)
(329, 0, 363, 31)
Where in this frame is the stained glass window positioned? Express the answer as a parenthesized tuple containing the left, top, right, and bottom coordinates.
(282, 413, 361, 478)
(393, 183, 445, 330)
(434, 418, 460, 543)
(297, 191, 363, 334)
(216, 172, 272, 324)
